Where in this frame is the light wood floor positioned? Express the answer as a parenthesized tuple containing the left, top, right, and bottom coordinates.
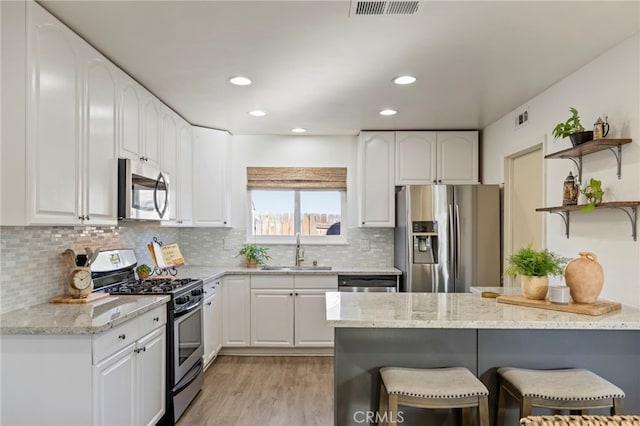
(177, 356, 334, 426)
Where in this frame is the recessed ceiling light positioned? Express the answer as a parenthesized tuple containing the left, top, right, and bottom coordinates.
(393, 75, 417, 85)
(249, 110, 266, 117)
(291, 128, 307, 133)
(379, 109, 397, 116)
(229, 76, 252, 86)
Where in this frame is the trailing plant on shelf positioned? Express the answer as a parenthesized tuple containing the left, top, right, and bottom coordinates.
(552, 107, 593, 146)
(579, 178, 604, 212)
(237, 244, 271, 268)
(504, 245, 570, 300)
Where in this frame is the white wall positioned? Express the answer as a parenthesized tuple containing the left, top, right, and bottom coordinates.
(482, 33, 640, 307)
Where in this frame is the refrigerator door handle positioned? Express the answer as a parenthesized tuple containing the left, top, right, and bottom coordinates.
(448, 203, 455, 292)
(455, 204, 461, 281)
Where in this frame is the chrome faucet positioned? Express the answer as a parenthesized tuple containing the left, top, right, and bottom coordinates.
(295, 232, 305, 267)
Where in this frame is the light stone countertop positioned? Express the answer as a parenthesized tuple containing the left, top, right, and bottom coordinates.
(0, 295, 170, 335)
(325, 292, 640, 330)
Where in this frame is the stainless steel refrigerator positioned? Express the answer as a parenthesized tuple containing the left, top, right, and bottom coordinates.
(394, 185, 502, 293)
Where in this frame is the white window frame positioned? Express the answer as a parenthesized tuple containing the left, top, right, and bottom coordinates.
(246, 190, 347, 245)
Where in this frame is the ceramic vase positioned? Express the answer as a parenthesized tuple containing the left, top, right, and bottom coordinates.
(564, 252, 603, 304)
(521, 275, 549, 300)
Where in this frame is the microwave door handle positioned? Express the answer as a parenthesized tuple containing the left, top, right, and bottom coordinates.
(154, 173, 168, 218)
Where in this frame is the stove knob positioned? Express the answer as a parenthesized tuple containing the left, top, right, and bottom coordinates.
(191, 288, 204, 297)
(175, 295, 189, 305)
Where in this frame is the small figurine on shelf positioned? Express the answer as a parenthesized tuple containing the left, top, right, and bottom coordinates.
(562, 171, 579, 206)
(593, 115, 609, 139)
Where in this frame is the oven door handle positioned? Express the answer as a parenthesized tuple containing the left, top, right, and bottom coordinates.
(173, 358, 203, 395)
(174, 300, 202, 319)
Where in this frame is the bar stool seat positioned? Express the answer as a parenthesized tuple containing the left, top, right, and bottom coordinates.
(497, 367, 625, 426)
(379, 366, 489, 426)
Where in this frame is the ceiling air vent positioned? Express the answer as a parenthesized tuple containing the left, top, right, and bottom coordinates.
(350, 0, 421, 16)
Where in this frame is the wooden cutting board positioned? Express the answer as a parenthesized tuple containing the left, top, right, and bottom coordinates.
(496, 294, 621, 316)
(49, 292, 110, 304)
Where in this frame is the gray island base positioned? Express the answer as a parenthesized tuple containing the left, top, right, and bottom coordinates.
(327, 292, 640, 425)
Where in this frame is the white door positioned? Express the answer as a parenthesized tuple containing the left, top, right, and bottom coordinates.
(250, 289, 294, 347)
(136, 327, 166, 426)
(358, 131, 395, 227)
(395, 131, 437, 185)
(437, 131, 479, 184)
(84, 52, 117, 225)
(176, 122, 193, 225)
(142, 95, 161, 168)
(93, 345, 136, 426)
(28, 3, 81, 224)
(120, 78, 142, 161)
(192, 127, 228, 226)
(203, 295, 216, 366)
(294, 289, 334, 347)
(504, 145, 544, 287)
(212, 281, 223, 355)
(161, 111, 178, 221)
(222, 276, 250, 346)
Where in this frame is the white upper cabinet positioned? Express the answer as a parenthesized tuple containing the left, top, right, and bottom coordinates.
(396, 131, 479, 185)
(119, 77, 142, 162)
(192, 126, 229, 227)
(141, 92, 161, 169)
(437, 131, 479, 184)
(395, 131, 437, 185)
(160, 108, 178, 221)
(358, 131, 395, 227)
(175, 120, 193, 226)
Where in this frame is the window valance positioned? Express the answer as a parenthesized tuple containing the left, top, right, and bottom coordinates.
(246, 167, 347, 190)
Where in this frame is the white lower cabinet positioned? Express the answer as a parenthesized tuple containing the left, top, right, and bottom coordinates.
(249, 275, 337, 348)
(222, 275, 250, 346)
(203, 278, 222, 368)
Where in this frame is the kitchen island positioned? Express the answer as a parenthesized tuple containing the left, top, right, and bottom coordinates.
(326, 292, 640, 425)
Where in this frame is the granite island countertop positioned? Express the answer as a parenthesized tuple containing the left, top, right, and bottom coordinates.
(173, 265, 401, 281)
(0, 294, 170, 335)
(325, 292, 640, 330)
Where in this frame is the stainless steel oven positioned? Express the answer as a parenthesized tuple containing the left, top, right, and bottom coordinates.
(118, 158, 169, 221)
(173, 301, 204, 384)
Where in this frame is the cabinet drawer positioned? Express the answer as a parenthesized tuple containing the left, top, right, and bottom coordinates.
(203, 278, 217, 296)
(93, 319, 139, 364)
(295, 275, 338, 289)
(251, 275, 294, 289)
(138, 306, 167, 337)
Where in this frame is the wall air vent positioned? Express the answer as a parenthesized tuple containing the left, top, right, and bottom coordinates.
(350, 0, 421, 16)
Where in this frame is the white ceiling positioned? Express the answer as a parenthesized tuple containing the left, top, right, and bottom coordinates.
(39, 1, 639, 136)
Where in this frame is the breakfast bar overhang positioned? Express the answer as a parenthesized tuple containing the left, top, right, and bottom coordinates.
(326, 292, 640, 426)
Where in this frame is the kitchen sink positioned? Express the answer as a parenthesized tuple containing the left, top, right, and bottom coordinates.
(260, 266, 332, 271)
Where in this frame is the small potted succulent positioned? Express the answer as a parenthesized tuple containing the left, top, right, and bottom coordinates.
(237, 244, 271, 268)
(504, 245, 570, 300)
(136, 263, 152, 280)
(552, 107, 593, 146)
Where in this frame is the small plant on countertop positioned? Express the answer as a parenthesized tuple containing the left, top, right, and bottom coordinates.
(136, 263, 152, 279)
(237, 244, 271, 267)
(504, 245, 569, 278)
(579, 178, 604, 212)
(552, 107, 585, 141)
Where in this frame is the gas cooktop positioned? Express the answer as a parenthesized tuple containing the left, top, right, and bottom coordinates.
(107, 278, 201, 295)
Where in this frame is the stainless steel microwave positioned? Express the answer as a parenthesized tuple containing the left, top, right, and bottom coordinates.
(118, 158, 170, 221)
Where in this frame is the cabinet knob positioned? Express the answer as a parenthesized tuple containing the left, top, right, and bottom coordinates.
(438, 179, 442, 183)
(78, 215, 83, 220)
(295, 292, 299, 296)
(153, 317, 160, 322)
(289, 293, 293, 296)
(85, 216, 90, 221)
(224, 221, 227, 225)
(118, 334, 126, 340)
(362, 221, 365, 225)
(206, 301, 212, 306)
(433, 180, 437, 183)
(139, 156, 145, 161)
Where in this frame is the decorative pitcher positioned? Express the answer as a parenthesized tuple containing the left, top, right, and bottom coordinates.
(564, 252, 604, 304)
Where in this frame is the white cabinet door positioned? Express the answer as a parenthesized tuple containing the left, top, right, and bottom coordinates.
(119, 77, 142, 162)
(395, 131, 437, 185)
(222, 276, 250, 346)
(294, 289, 334, 347)
(161, 109, 178, 221)
(176, 121, 193, 225)
(27, 3, 81, 225)
(437, 131, 479, 184)
(212, 281, 223, 355)
(203, 294, 216, 367)
(358, 131, 395, 227)
(136, 327, 166, 426)
(142, 94, 161, 169)
(93, 344, 136, 426)
(83, 50, 117, 225)
(251, 289, 294, 347)
(192, 126, 229, 226)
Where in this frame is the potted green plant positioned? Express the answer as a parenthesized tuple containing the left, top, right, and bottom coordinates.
(579, 178, 604, 212)
(237, 244, 271, 268)
(504, 245, 570, 300)
(552, 107, 593, 146)
(136, 263, 152, 279)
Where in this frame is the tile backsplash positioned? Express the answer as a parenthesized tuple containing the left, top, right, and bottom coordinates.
(0, 225, 393, 313)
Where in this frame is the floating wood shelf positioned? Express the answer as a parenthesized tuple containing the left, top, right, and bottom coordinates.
(545, 138, 632, 183)
(536, 201, 640, 241)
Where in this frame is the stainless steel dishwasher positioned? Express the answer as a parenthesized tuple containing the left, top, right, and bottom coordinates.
(337, 275, 399, 292)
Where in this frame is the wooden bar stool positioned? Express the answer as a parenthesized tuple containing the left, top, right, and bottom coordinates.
(497, 367, 625, 426)
(379, 366, 489, 426)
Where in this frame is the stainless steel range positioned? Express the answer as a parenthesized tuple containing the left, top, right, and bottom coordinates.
(91, 249, 204, 425)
